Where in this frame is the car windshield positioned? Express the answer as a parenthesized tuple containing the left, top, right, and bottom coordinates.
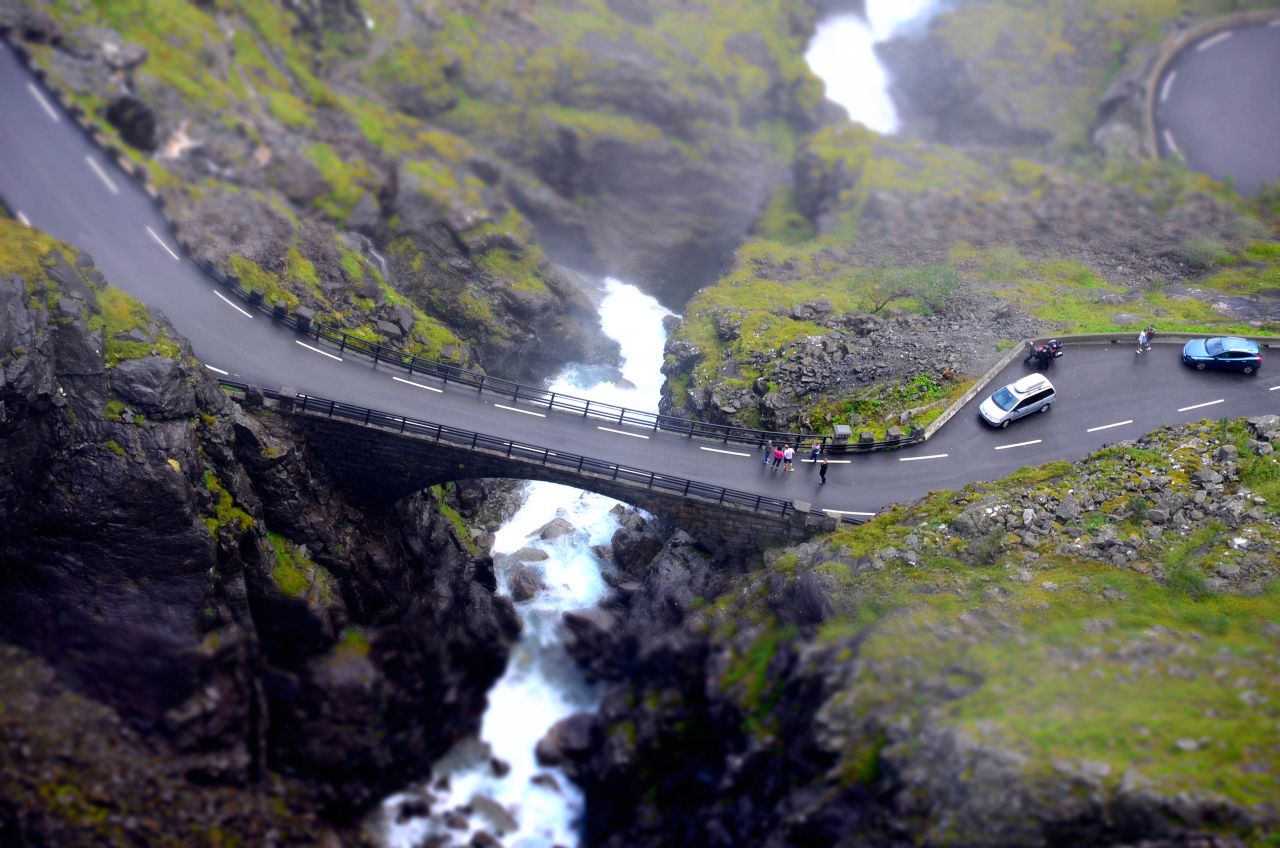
(992, 387, 1018, 411)
(1206, 338, 1224, 355)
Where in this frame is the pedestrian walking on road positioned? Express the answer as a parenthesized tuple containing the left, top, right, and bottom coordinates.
(810, 441, 822, 462)
(1136, 328, 1151, 354)
(784, 445, 795, 472)
(772, 446, 784, 471)
(761, 441, 771, 465)
(819, 458, 829, 484)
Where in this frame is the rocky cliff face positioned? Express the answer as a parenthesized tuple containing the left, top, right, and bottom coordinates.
(0, 221, 519, 837)
(556, 420, 1280, 847)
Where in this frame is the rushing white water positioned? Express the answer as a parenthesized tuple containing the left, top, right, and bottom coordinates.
(804, 0, 944, 134)
(377, 279, 673, 848)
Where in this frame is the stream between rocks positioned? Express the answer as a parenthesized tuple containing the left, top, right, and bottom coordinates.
(372, 3, 945, 844)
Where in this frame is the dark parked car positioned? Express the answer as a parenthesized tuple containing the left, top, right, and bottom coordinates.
(1181, 337, 1262, 374)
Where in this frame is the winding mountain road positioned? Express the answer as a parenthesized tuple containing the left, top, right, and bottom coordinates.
(1154, 18, 1280, 193)
(2, 39, 1278, 520)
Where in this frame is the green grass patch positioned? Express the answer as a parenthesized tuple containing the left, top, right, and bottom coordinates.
(267, 531, 335, 603)
(95, 287, 181, 365)
(227, 255, 299, 309)
(202, 469, 254, 540)
(303, 143, 373, 222)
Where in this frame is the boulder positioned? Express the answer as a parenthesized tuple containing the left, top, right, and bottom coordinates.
(105, 95, 157, 152)
(611, 526, 664, 574)
(111, 355, 197, 419)
(512, 546, 550, 563)
(508, 564, 546, 603)
(535, 712, 597, 768)
(537, 517, 578, 540)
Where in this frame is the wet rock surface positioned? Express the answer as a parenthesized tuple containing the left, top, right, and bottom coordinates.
(0, 228, 520, 836)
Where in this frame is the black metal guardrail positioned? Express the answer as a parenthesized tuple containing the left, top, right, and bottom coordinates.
(219, 380, 869, 525)
(192, 258, 921, 455)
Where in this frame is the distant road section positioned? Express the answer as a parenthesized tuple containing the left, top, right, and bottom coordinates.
(1154, 20, 1280, 194)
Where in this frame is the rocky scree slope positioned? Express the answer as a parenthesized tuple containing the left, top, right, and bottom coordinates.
(0, 220, 519, 839)
(555, 418, 1280, 847)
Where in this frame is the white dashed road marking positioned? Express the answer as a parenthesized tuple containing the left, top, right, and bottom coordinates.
(1160, 70, 1177, 103)
(15, 211, 30, 226)
(899, 453, 948, 462)
(393, 376, 443, 393)
(85, 155, 119, 194)
(1087, 419, 1133, 433)
(146, 226, 180, 261)
(296, 340, 342, 361)
(213, 290, 253, 318)
(1163, 129, 1180, 156)
(824, 509, 877, 517)
(1178, 398, 1224, 413)
(700, 446, 750, 457)
(995, 439, 1042, 451)
(598, 426, 649, 440)
(1197, 31, 1233, 51)
(1270, 385, 1280, 391)
(495, 403, 546, 418)
(27, 82, 59, 122)
(204, 364, 229, 376)
(800, 458, 852, 464)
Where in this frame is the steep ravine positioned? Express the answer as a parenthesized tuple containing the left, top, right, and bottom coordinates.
(372, 279, 675, 848)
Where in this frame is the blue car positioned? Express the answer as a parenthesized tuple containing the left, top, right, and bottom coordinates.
(1181, 337, 1262, 374)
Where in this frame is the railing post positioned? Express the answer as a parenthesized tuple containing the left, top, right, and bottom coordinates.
(399, 417, 406, 433)
(363, 407, 371, 425)
(583, 400, 591, 419)
(683, 480, 691, 496)
(718, 489, 727, 504)
(548, 392, 556, 411)
(506, 440, 514, 457)
(477, 375, 485, 395)
(470, 432, 478, 449)
(576, 456, 584, 472)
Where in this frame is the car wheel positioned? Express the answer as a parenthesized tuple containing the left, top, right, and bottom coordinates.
(1243, 366, 1255, 375)
(1196, 363, 1207, 370)
(1040, 402, 1051, 413)
(1000, 419, 1010, 429)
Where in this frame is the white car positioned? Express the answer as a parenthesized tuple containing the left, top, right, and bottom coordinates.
(979, 375, 1056, 428)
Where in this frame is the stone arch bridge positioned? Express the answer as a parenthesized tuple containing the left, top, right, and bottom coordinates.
(252, 390, 843, 561)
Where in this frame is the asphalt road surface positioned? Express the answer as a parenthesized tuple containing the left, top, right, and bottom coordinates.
(1154, 19, 1280, 193)
(2, 39, 1278, 520)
